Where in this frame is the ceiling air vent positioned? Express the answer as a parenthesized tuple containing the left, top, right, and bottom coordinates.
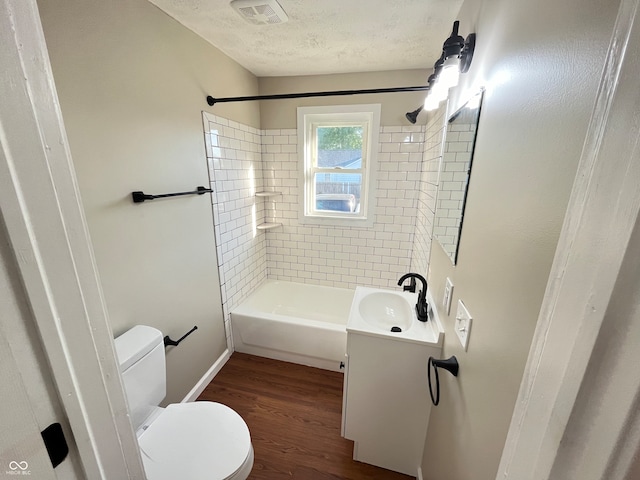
(230, 0, 289, 25)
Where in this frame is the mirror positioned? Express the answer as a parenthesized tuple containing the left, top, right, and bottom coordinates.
(433, 89, 484, 265)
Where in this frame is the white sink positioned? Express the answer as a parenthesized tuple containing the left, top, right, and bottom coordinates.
(358, 291, 414, 332)
(347, 286, 443, 345)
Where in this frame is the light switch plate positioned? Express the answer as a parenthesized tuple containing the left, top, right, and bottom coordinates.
(455, 299, 472, 351)
(443, 278, 454, 315)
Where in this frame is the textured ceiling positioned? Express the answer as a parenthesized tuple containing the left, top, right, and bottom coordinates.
(146, 0, 463, 77)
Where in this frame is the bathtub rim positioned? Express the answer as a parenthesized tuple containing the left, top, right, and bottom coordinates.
(230, 279, 353, 372)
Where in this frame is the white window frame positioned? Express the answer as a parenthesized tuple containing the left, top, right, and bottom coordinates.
(297, 104, 381, 227)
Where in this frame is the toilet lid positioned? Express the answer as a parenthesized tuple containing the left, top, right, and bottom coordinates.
(138, 402, 251, 480)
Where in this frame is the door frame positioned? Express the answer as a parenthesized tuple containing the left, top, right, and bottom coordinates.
(0, 1, 145, 478)
(497, 0, 640, 477)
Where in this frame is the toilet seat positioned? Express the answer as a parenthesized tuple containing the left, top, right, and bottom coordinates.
(137, 402, 253, 480)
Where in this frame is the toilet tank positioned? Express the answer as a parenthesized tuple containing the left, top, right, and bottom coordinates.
(114, 325, 166, 430)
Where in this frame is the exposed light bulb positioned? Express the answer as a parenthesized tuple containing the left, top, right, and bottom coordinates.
(423, 56, 461, 112)
(439, 57, 461, 89)
(424, 94, 440, 111)
(424, 79, 448, 111)
(431, 79, 449, 103)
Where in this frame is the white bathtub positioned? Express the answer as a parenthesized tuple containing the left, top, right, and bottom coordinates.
(231, 280, 354, 371)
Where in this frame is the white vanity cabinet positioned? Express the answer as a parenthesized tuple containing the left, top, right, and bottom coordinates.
(341, 287, 443, 477)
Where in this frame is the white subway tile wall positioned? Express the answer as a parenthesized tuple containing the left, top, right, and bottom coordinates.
(411, 104, 447, 275)
(262, 125, 425, 290)
(203, 113, 437, 347)
(203, 113, 267, 348)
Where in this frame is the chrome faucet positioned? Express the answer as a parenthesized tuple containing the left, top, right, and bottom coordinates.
(397, 273, 429, 322)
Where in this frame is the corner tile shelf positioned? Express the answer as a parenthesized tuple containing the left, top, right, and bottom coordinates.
(256, 222, 281, 230)
(255, 191, 282, 230)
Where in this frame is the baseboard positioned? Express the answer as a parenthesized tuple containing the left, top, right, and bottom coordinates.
(180, 348, 231, 403)
(417, 466, 424, 480)
(233, 343, 344, 372)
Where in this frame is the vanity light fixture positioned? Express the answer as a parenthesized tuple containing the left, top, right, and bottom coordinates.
(423, 21, 476, 112)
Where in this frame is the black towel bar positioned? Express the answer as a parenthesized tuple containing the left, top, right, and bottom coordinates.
(132, 186, 212, 203)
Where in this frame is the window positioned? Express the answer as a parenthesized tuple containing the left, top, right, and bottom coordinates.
(297, 104, 381, 226)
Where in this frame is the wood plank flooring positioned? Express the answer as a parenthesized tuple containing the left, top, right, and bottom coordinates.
(197, 353, 414, 480)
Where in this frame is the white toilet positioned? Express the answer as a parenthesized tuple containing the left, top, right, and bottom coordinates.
(114, 325, 254, 480)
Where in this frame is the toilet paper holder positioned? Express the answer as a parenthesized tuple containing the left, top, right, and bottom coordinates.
(164, 325, 198, 347)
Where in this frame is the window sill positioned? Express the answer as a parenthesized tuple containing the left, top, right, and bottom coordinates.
(299, 214, 374, 228)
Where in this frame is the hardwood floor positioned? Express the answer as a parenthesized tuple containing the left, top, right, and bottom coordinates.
(197, 353, 414, 480)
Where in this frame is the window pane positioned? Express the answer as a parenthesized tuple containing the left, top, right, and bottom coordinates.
(314, 173, 362, 213)
(316, 126, 363, 168)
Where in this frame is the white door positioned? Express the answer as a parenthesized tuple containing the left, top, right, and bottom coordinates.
(0, 224, 84, 479)
(0, 1, 146, 479)
(498, 0, 640, 477)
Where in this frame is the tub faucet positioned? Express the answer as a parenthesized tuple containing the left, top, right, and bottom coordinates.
(397, 273, 429, 322)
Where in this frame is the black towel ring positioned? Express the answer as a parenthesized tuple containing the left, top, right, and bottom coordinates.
(428, 356, 459, 406)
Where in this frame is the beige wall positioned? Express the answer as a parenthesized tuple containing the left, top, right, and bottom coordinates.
(37, 0, 260, 403)
(420, 0, 619, 478)
(259, 70, 429, 128)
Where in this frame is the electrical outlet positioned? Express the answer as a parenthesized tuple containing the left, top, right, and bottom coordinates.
(455, 300, 472, 351)
(443, 278, 454, 315)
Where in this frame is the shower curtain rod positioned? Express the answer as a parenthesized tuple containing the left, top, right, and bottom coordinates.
(206, 85, 429, 106)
